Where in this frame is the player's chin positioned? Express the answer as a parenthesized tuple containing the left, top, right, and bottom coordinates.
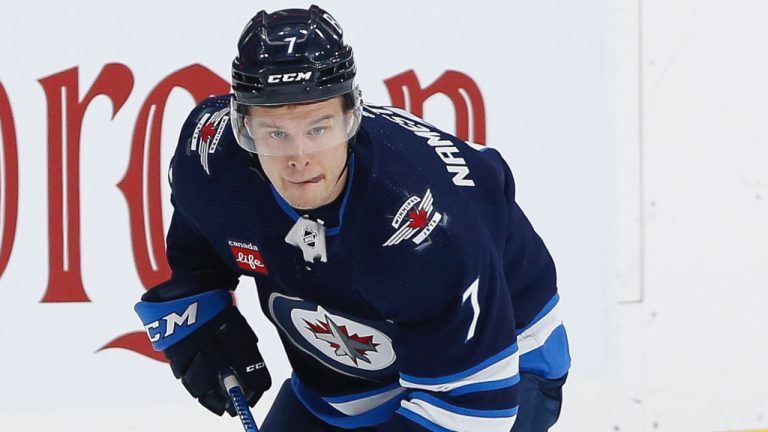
(282, 184, 329, 210)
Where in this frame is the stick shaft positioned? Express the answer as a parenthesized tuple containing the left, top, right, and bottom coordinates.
(223, 372, 260, 432)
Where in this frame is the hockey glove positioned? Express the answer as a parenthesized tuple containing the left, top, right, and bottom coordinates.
(135, 275, 271, 416)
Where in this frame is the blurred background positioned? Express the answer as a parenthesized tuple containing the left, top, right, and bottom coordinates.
(0, 0, 766, 430)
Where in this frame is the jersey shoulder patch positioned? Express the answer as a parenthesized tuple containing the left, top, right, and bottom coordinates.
(177, 94, 237, 177)
(169, 94, 271, 231)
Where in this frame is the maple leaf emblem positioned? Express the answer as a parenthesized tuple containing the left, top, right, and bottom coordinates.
(304, 316, 379, 365)
(407, 209, 428, 229)
(200, 123, 216, 142)
(382, 188, 442, 247)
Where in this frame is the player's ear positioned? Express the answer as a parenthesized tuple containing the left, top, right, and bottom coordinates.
(243, 112, 255, 137)
(344, 110, 355, 134)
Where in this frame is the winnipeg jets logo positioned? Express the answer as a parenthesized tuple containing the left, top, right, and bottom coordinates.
(383, 188, 442, 246)
(304, 315, 379, 366)
(269, 295, 397, 374)
(190, 107, 229, 175)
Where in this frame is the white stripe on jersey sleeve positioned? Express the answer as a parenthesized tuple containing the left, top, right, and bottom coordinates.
(326, 386, 407, 416)
(399, 344, 519, 393)
(400, 393, 517, 432)
(517, 302, 563, 355)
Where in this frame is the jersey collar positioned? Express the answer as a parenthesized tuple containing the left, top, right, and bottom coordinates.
(269, 153, 356, 237)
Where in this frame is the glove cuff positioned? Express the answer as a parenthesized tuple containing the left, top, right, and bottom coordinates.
(134, 289, 233, 351)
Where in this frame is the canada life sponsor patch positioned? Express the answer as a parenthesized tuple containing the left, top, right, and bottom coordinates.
(228, 240, 267, 274)
(383, 188, 442, 246)
(190, 107, 229, 175)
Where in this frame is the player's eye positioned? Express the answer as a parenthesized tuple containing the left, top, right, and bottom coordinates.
(308, 126, 327, 136)
(269, 130, 286, 140)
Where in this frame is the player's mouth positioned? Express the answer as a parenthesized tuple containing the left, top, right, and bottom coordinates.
(288, 174, 324, 185)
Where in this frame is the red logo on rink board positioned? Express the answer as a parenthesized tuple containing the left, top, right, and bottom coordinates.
(228, 240, 267, 274)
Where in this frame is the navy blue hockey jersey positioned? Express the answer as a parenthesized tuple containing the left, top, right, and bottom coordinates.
(166, 95, 571, 431)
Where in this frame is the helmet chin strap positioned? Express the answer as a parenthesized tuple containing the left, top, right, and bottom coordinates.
(246, 152, 268, 182)
(331, 146, 351, 189)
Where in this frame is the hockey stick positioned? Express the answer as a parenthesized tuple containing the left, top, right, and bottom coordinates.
(223, 371, 260, 432)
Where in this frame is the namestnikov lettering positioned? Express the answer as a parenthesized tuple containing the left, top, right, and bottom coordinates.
(365, 106, 475, 187)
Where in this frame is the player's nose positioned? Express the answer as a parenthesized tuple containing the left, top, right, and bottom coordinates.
(287, 137, 313, 168)
(287, 149, 311, 168)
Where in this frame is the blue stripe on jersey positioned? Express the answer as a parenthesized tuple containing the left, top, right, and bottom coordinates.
(268, 153, 356, 236)
(435, 381, 518, 411)
(322, 382, 401, 404)
(520, 324, 570, 379)
(410, 392, 519, 418)
(517, 293, 559, 335)
(269, 185, 300, 220)
(400, 342, 518, 386)
(398, 409, 454, 432)
(292, 374, 405, 429)
(332, 153, 355, 235)
(447, 374, 521, 397)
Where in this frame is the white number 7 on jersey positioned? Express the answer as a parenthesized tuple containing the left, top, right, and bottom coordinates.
(462, 278, 480, 342)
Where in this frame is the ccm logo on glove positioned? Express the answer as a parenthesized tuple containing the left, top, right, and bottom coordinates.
(134, 289, 232, 351)
(143, 302, 198, 342)
(246, 362, 266, 372)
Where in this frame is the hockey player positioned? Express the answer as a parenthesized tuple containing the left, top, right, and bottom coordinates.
(134, 5, 570, 431)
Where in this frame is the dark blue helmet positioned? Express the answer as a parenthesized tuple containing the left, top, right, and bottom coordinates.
(229, 5, 362, 155)
(231, 5, 357, 106)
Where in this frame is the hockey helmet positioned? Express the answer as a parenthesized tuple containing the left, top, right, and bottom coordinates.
(230, 5, 362, 156)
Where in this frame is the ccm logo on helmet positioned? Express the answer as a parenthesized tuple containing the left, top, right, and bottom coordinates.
(143, 302, 198, 343)
(267, 72, 313, 83)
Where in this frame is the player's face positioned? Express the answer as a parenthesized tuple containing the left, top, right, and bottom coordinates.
(255, 97, 350, 210)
